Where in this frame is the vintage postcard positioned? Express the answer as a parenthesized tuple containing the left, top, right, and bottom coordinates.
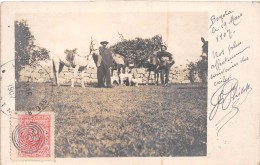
(1, 1, 259, 165)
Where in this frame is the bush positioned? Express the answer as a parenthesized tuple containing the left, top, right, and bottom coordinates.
(186, 55, 208, 84)
(186, 62, 197, 83)
(110, 34, 164, 67)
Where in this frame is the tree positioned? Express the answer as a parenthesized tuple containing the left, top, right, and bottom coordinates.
(31, 47, 50, 62)
(197, 55, 208, 84)
(15, 20, 34, 80)
(15, 20, 50, 80)
(186, 61, 197, 83)
(110, 34, 164, 67)
(186, 54, 208, 84)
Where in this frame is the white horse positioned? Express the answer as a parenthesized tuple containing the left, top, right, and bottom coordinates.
(52, 41, 96, 88)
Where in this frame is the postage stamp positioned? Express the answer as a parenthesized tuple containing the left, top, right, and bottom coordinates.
(1, 1, 259, 165)
(10, 112, 55, 160)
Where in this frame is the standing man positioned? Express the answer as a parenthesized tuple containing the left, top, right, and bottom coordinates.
(157, 45, 175, 87)
(97, 41, 114, 88)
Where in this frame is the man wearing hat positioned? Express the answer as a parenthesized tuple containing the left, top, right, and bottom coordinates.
(157, 45, 175, 86)
(97, 41, 114, 88)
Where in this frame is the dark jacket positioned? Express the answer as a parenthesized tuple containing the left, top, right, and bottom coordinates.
(157, 51, 174, 67)
(98, 47, 114, 67)
(157, 51, 173, 61)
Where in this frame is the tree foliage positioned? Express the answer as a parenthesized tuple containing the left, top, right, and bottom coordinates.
(15, 20, 50, 80)
(186, 61, 197, 84)
(186, 55, 208, 84)
(197, 55, 208, 84)
(110, 34, 164, 67)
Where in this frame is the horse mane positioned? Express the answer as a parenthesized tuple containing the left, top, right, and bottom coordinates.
(90, 38, 99, 53)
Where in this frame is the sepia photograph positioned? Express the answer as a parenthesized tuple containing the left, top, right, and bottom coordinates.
(14, 12, 208, 157)
(1, 1, 260, 165)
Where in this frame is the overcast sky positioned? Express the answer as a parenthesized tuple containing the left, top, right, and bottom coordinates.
(16, 12, 208, 65)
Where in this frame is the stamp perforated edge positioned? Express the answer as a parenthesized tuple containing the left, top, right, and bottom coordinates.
(10, 111, 55, 161)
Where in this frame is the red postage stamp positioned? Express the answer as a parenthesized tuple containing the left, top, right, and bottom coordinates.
(11, 112, 55, 161)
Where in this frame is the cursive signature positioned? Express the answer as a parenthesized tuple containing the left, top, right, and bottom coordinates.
(210, 78, 252, 135)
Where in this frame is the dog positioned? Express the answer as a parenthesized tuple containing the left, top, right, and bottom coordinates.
(111, 75, 119, 85)
(119, 66, 139, 86)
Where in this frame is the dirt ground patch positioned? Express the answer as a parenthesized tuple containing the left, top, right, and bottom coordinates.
(16, 82, 207, 157)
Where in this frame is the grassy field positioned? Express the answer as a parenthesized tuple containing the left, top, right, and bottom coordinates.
(16, 82, 207, 157)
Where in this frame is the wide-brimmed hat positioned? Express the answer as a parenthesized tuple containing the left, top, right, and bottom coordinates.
(201, 53, 207, 58)
(129, 63, 135, 68)
(100, 41, 109, 45)
(160, 45, 167, 50)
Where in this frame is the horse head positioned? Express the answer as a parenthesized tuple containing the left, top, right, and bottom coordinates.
(150, 54, 160, 66)
(143, 52, 160, 69)
(89, 37, 99, 55)
(64, 48, 79, 66)
(65, 48, 77, 55)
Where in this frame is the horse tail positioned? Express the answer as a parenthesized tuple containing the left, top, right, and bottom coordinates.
(52, 60, 57, 84)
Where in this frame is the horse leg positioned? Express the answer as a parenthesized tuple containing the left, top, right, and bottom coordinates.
(59, 63, 64, 73)
(153, 71, 157, 85)
(156, 71, 159, 85)
(146, 71, 150, 85)
(80, 69, 85, 88)
(53, 60, 61, 87)
(71, 65, 79, 87)
(52, 60, 58, 86)
(58, 63, 65, 85)
(119, 75, 123, 85)
(128, 76, 132, 86)
(134, 78, 139, 87)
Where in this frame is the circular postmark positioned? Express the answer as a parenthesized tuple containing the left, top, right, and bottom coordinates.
(15, 62, 54, 116)
(12, 122, 45, 154)
(1, 60, 54, 118)
(1, 59, 16, 116)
